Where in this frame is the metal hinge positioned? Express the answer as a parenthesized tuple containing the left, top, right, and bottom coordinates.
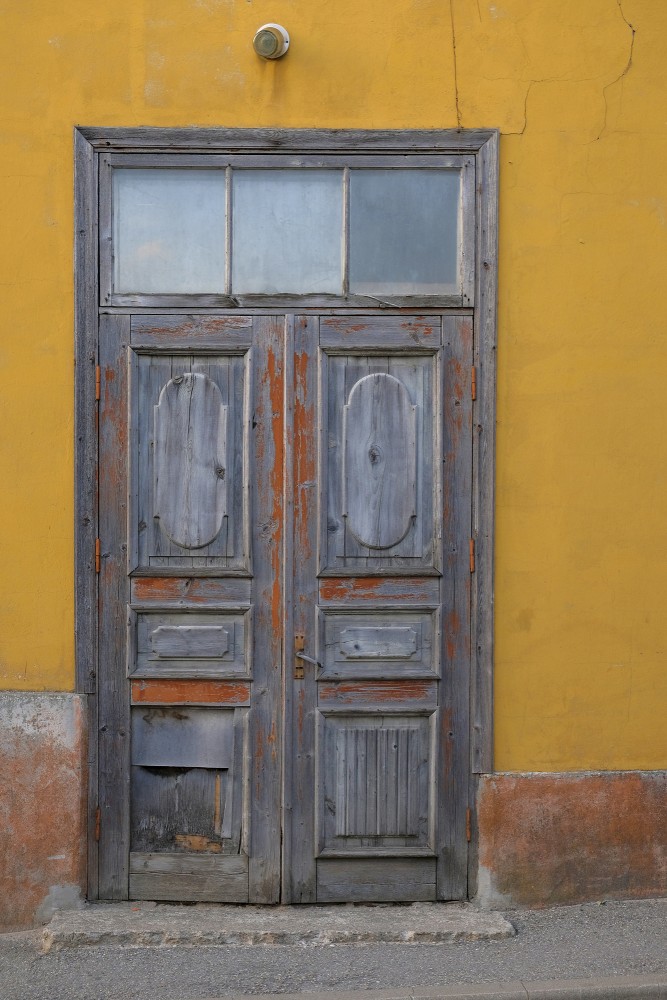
(466, 807, 472, 842)
(95, 538, 101, 574)
(94, 806, 101, 842)
(95, 365, 101, 402)
(469, 538, 475, 574)
(471, 365, 477, 401)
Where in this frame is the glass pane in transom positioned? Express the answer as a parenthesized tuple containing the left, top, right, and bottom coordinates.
(113, 169, 226, 294)
(349, 169, 460, 295)
(231, 170, 343, 294)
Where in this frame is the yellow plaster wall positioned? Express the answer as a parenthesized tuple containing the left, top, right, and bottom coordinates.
(0, 0, 665, 769)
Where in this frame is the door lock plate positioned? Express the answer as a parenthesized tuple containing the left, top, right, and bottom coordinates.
(294, 632, 305, 679)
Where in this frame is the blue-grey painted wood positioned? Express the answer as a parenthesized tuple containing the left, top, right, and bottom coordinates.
(129, 852, 248, 902)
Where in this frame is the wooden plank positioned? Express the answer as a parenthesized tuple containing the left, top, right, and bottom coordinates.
(73, 128, 99, 900)
(319, 608, 437, 680)
(79, 126, 498, 154)
(131, 577, 251, 605)
(320, 315, 440, 349)
(131, 679, 251, 706)
(150, 624, 229, 658)
(437, 314, 474, 900)
(316, 858, 436, 902)
(319, 577, 440, 604)
(131, 314, 252, 349)
(247, 315, 284, 903)
(471, 132, 499, 777)
(129, 852, 248, 902)
(284, 315, 319, 902)
(318, 680, 437, 709)
(130, 767, 230, 852)
(98, 313, 131, 899)
(339, 626, 418, 659)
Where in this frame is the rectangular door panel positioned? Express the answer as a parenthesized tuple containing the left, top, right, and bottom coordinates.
(129, 351, 250, 575)
(320, 350, 440, 575)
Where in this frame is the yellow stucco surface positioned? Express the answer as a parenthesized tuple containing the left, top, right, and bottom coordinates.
(0, 0, 665, 770)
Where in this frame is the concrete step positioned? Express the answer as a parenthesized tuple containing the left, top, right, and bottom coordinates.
(42, 901, 515, 950)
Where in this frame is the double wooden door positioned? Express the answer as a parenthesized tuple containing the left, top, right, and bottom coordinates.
(97, 310, 472, 903)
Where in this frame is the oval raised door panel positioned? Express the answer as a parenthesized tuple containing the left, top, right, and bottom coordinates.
(154, 372, 228, 549)
(342, 373, 417, 550)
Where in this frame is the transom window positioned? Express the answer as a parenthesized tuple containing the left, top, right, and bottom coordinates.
(103, 155, 474, 306)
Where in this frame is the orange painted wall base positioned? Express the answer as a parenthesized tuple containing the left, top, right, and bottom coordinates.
(477, 771, 667, 908)
(0, 694, 87, 931)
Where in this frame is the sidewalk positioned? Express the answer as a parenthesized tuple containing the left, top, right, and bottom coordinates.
(0, 898, 665, 1000)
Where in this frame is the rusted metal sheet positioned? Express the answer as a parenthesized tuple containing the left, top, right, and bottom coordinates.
(131, 679, 251, 706)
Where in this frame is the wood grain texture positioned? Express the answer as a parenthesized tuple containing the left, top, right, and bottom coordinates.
(154, 373, 228, 549)
(471, 132, 499, 777)
(343, 373, 416, 550)
(318, 680, 437, 708)
(131, 314, 252, 350)
(131, 577, 251, 606)
(317, 858, 436, 902)
(284, 315, 319, 902)
(129, 852, 248, 902)
(80, 127, 497, 153)
(98, 313, 131, 899)
(74, 128, 100, 900)
(437, 313, 474, 900)
(131, 679, 251, 706)
(247, 315, 284, 903)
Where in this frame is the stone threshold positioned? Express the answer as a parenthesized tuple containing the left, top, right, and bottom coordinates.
(42, 901, 515, 951)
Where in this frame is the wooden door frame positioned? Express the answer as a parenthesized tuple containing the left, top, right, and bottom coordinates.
(74, 126, 498, 901)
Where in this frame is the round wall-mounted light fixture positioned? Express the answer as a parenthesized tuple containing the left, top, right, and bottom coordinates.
(253, 23, 290, 60)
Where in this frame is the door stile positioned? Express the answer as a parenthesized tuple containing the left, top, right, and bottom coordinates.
(284, 315, 320, 902)
(437, 314, 473, 898)
(248, 314, 286, 902)
(98, 313, 132, 898)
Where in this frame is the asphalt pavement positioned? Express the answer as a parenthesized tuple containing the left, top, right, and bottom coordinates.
(0, 897, 665, 1000)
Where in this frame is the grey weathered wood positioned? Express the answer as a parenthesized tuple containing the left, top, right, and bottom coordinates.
(130, 577, 252, 606)
(130, 765, 231, 851)
(342, 374, 416, 550)
(247, 315, 284, 903)
(154, 372, 228, 548)
(151, 625, 229, 659)
(79, 126, 498, 153)
(320, 315, 440, 349)
(98, 313, 132, 899)
(460, 155, 477, 307)
(339, 626, 418, 659)
(132, 353, 249, 574)
(321, 344, 438, 575)
(437, 314, 474, 900)
(284, 315, 319, 903)
(129, 852, 248, 902)
(131, 707, 234, 768)
(318, 610, 436, 679)
(471, 132, 499, 777)
(131, 314, 252, 350)
(74, 128, 100, 900)
(316, 858, 436, 902)
(319, 713, 433, 856)
(129, 610, 248, 677)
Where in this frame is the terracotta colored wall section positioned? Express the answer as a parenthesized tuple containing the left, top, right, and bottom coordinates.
(477, 771, 667, 909)
(0, 694, 87, 930)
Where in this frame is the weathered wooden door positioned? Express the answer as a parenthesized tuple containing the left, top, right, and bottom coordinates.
(97, 309, 471, 903)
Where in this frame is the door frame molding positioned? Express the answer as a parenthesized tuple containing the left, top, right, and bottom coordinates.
(74, 127, 498, 900)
